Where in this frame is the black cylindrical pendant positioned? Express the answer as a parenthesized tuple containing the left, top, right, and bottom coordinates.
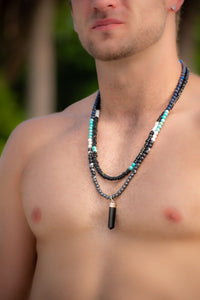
(108, 201, 117, 230)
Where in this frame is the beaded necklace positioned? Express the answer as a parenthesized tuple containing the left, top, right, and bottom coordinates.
(88, 61, 189, 229)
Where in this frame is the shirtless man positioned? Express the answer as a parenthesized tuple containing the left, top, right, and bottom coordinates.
(1, 0, 200, 299)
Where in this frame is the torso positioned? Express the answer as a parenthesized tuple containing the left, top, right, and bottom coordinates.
(21, 75, 200, 300)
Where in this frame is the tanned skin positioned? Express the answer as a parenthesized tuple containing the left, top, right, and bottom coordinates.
(1, 0, 200, 299)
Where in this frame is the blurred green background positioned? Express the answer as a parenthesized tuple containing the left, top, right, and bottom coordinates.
(0, 0, 200, 153)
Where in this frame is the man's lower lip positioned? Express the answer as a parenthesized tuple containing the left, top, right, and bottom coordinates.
(92, 23, 122, 31)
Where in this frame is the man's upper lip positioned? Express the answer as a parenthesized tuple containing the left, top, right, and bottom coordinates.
(92, 19, 124, 29)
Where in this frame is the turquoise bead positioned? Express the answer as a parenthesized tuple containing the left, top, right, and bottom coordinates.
(92, 146, 97, 152)
(129, 166, 133, 171)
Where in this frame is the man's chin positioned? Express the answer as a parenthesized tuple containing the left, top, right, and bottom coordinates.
(88, 47, 134, 62)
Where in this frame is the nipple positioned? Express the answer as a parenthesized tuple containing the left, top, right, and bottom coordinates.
(164, 207, 182, 223)
(31, 207, 42, 223)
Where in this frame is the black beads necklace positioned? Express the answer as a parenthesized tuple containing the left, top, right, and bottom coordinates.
(88, 61, 189, 230)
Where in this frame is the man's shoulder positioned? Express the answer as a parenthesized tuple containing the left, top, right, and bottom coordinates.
(182, 72, 200, 137)
(188, 73, 200, 116)
(63, 92, 96, 117)
(1, 92, 97, 167)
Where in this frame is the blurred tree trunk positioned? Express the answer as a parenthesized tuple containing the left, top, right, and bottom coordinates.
(27, 0, 56, 118)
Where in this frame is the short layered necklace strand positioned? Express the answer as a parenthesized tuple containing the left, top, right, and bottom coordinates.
(88, 61, 189, 230)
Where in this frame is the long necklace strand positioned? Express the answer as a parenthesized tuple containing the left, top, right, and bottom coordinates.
(88, 61, 189, 229)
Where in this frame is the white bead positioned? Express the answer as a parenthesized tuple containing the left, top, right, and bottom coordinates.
(152, 122, 159, 131)
(153, 132, 157, 138)
(95, 110, 100, 117)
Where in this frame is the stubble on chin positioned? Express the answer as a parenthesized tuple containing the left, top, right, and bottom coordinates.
(85, 22, 167, 62)
(87, 42, 135, 62)
(85, 32, 137, 62)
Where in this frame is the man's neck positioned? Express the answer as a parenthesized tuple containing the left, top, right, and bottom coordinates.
(95, 51, 181, 125)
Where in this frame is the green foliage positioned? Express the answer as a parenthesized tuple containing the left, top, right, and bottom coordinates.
(0, 74, 24, 153)
(54, 3, 98, 111)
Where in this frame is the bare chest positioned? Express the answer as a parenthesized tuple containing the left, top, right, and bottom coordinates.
(21, 129, 200, 241)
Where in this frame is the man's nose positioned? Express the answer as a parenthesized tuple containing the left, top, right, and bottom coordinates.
(92, 0, 118, 11)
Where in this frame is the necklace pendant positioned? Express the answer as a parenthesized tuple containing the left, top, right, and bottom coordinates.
(108, 200, 117, 230)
